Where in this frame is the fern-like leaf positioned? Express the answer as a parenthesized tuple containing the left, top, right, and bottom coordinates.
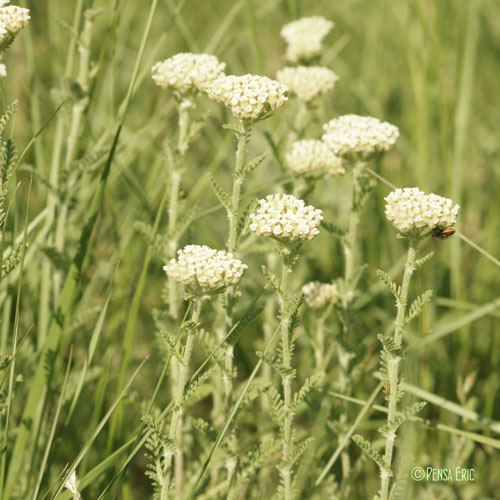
(236, 153, 266, 178)
(414, 251, 434, 268)
(321, 220, 345, 238)
(376, 269, 401, 300)
(207, 173, 231, 211)
(405, 289, 433, 324)
(292, 373, 322, 409)
(261, 265, 282, 297)
(0, 101, 17, 135)
(352, 434, 387, 472)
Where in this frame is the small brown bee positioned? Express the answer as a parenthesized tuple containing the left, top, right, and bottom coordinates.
(431, 227, 456, 240)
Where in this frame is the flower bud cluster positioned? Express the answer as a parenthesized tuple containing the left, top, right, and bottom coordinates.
(164, 245, 247, 292)
(249, 194, 323, 241)
(281, 16, 333, 62)
(302, 281, 339, 310)
(322, 114, 399, 158)
(152, 53, 226, 93)
(206, 74, 288, 120)
(276, 66, 338, 102)
(384, 187, 459, 233)
(286, 140, 345, 176)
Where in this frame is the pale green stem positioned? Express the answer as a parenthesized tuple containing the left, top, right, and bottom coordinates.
(379, 238, 418, 500)
(167, 170, 182, 319)
(167, 99, 191, 320)
(227, 120, 248, 254)
(279, 256, 293, 500)
(223, 120, 249, 495)
(164, 299, 202, 499)
(343, 162, 364, 302)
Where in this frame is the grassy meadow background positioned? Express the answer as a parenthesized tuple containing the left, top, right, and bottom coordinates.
(2, 0, 500, 498)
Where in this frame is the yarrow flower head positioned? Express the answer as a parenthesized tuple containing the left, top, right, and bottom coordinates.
(0, 2, 30, 42)
(151, 53, 226, 93)
(384, 187, 459, 234)
(281, 16, 333, 63)
(206, 74, 288, 121)
(322, 114, 399, 160)
(302, 281, 339, 310)
(249, 194, 323, 242)
(276, 66, 338, 102)
(164, 245, 247, 294)
(286, 140, 345, 177)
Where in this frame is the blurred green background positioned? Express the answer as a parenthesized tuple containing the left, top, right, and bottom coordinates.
(2, 0, 499, 497)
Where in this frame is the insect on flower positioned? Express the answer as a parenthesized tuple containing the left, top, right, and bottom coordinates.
(431, 227, 456, 240)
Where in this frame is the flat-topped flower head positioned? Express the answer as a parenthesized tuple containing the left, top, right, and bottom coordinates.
(286, 140, 345, 177)
(152, 53, 226, 93)
(322, 114, 399, 160)
(249, 194, 323, 242)
(281, 16, 333, 62)
(384, 187, 459, 234)
(276, 66, 338, 102)
(0, 2, 30, 41)
(302, 281, 339, 310)
(164, 245, 247, 294)
(206, 74, 288, 121)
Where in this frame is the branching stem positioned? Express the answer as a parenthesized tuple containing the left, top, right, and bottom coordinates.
(164, 298, 202, 499)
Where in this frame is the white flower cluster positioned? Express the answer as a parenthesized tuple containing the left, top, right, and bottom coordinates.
(276, 66, 338, 102)
(151, 53, 226, 93)
(322, 114, 399, 158)
(286, 140, 345, 176)
(164, 245, 247, 291)
(249, 194, 323, 241)
(302, 281, 339, 310)
(0, 2, 30, 41)
(206, 74, 288, 120)
(384, 187, 459, 233)
(281, 16, 333, 62)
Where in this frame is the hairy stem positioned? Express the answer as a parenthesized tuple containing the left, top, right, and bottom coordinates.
(279, 255, 293, 500)
(164, 299, 202, 499)
(379, 238, 418, 500)
(227, 120, 248, 254)
(167, 99, 192, 320)
(343, 162, 364, 302)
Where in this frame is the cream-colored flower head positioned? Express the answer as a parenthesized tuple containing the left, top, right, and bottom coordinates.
(249, 194, 323, 242)
(164, 245, 247, 293)
(281, 16, 333, 62)
(0, 3, 30, 40)
(276, 66, 338, 102)
(286, 140, 345, 177)
(322, 114, 399, 159)
(206, 74, 288, 121)
(151, 53, 226, 93)
(384, 188, 459, 234)
(302, 281, 339, 310)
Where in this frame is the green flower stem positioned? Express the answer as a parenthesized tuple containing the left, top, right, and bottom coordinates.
(379, 237, 418, 500)
(167, 169, 182, 318)
(343, 161, 364, 303)
(279, 254, 293, 500)
(222, 119, 250, 495)
(167, 99, 192, 320)
(314, 304, 333, 370)
(165, 298, 202, 499)
(228, 120, 249, 254)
